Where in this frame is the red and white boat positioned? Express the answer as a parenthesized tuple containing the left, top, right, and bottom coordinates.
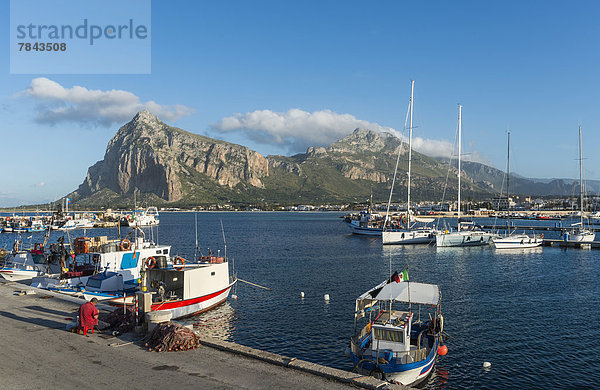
(145, 255, 236, 319)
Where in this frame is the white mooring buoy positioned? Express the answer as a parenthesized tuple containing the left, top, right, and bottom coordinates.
(300, 291, 305, 298)
(483, 361, 492, 369)
(324, 294, 330, 301)
(231, 294, 238, 300)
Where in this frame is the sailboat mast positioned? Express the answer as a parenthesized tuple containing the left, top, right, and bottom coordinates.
(507, 129, 510, 232)
(407, 80, 414, 223)
(457, 105, 462, 230)
(579, 125, 583, 226)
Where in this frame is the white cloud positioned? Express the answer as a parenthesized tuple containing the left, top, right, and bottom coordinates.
(212, 108, 395, 153)
(20, 78, 194, 126)
(33, 182, 46, 188)
(211, 108, 487, 162)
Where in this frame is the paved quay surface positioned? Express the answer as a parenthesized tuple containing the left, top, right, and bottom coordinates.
(0, 280, 402, 390)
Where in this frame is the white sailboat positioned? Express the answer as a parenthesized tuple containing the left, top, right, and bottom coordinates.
(382, 80, 436, 245)
(492, 130, 542, 249)
(435, 105, 494, 247)
(564, 126, 595, 243)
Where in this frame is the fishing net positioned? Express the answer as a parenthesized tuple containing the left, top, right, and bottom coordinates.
(99, 306, 137, 334)
(144, 321, 200, 352)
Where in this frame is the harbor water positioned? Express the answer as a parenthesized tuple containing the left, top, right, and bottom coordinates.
(2, 212, 599, 388)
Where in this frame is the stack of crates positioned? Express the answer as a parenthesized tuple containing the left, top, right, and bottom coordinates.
(89, 236, 108, 252)
(74, 237, 90, 254)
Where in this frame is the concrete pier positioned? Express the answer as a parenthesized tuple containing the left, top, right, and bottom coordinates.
(0, 280, 405, 389)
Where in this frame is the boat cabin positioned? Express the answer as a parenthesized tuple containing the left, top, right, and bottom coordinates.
(146, 262, 230, 303)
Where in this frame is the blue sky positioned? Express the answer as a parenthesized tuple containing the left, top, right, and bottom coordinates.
(2, 0, 600, 206)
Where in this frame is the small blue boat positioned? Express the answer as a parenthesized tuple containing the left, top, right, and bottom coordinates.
(348, 272, 446, 386)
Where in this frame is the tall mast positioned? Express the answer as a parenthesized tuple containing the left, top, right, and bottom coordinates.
(407, 80, 414, 223)
(384, 81, 412, 229)
(579, 125, 583, 226)
(506, 129, 510, 232)
(457, 105, 462, 230)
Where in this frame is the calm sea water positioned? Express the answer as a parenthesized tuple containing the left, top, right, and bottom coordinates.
(2, 212, 599, 389)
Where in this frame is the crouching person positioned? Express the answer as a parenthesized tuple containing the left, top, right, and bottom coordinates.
(79, 297, 99, 336)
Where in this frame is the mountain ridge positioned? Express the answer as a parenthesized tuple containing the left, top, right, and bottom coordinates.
(69, 112, 587, 208)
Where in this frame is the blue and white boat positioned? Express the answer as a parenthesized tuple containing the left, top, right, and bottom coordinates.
(348, 272, 446, 386)
(31, 230, 171, 296)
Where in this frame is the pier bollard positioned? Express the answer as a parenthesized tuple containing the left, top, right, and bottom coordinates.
(146, 311, 172, 334)
(136, 292, 153, 333)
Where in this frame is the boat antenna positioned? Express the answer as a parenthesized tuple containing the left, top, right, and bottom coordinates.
(194, 212, 199, 260)
(220, 219, 227, 260)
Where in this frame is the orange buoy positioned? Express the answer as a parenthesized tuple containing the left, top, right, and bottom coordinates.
(437, 345, 448, 356)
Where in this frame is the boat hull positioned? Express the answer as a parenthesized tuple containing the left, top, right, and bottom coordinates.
(0, 267, 42, 282)
(492, 235, 542, 249)
(382, 229, 435, 245)
(566, 232, 595, 242)
(436, 231, 494, 247)
(349, 224, 382, 236)
(151, 281, 236, 319)
(349, 337, 438, 386)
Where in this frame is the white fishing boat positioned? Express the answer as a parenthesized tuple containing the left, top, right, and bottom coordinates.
(31, 231, 171, 296)
(57, 217, 95, 230)
(144, 255, 236, 319)
(436, 105, 494, 247)
(563, 126, 595, 243)
(492, 130, 542, 249)
(348, 271, 446, 386)
(383, 81, 436, 245)
(127, 206, 160, 228)
(347, 200, 384, 236)
(0, 244, 61, 282)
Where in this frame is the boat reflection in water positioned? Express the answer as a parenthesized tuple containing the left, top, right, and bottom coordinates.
(178, 303, 237, 340)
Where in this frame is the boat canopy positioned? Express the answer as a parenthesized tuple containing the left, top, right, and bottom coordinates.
(355, 281, 440, 317)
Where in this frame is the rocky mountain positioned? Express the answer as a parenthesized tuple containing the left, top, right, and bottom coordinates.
(70, 111, 581, 208)
(76, 111, 269, 204)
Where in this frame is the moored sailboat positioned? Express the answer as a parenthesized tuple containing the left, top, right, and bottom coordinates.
(382, 80, 436, 245)
(436, 105, 494, 247)
(492, 130, 542, 249)
(564, 126, 595, 243)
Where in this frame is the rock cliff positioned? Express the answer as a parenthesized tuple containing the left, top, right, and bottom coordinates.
(77, 111, 269, 202)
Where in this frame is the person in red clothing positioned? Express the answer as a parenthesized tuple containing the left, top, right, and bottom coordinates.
(79, 297, 99, 335)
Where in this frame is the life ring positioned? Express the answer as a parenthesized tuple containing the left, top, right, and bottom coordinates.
(145, 257, 156, 269)
(173, 256, 185, 271)
(120, 238, 132, 251)
(12, 241, 19, 252)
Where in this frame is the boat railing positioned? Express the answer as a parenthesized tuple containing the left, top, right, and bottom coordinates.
(386, 347, 428, 364)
